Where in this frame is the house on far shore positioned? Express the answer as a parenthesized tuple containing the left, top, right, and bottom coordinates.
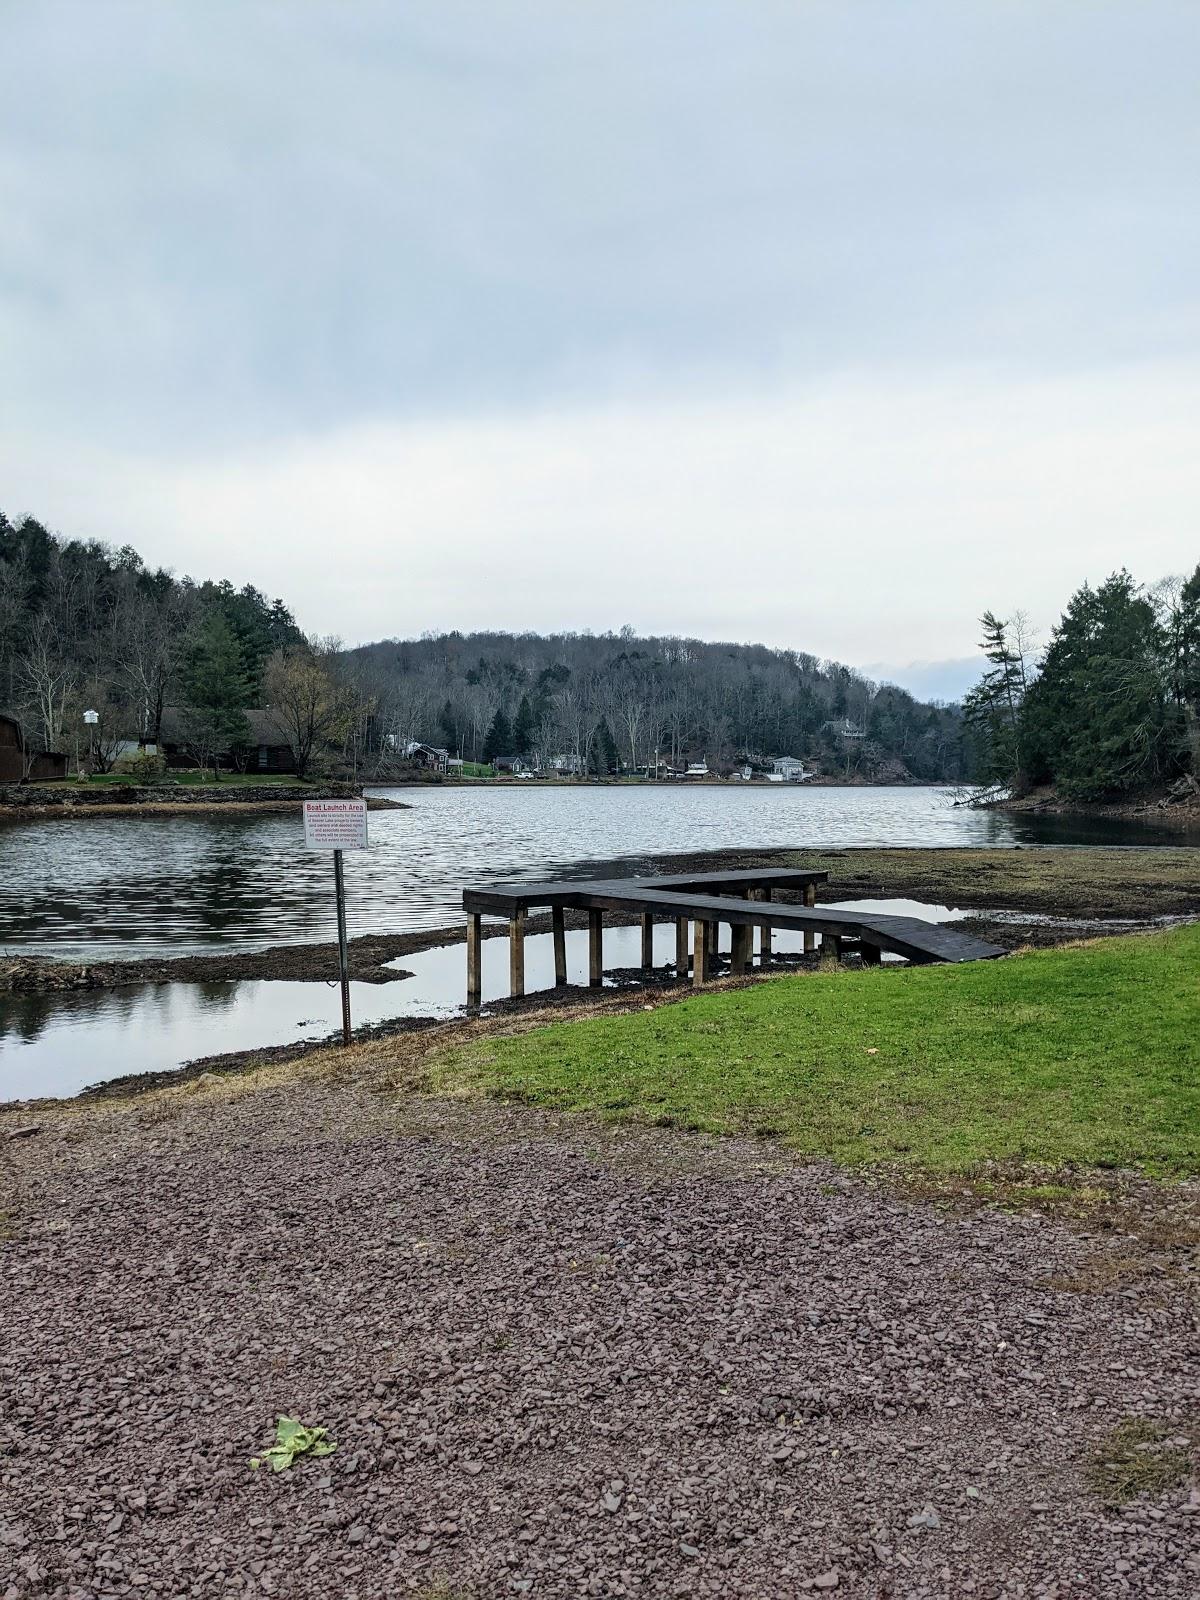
(822, 718, 865, 741)
(403, 741, 449, 773)
(0, 711, 68, 781)
(158, 708, 297, 773)
(771, 756, 813, 782)
(492, 755, 527, 775)
(684, 759, 709, 778)
(548, 753, 584, 775)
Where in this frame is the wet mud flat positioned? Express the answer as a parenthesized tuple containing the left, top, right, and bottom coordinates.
(2, 1070, 1198, 1599)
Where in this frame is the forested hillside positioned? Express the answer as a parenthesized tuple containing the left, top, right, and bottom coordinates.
(0, 511, 307, 770)
(965, 566, 1200, 802)
(344, 630, 969, 780)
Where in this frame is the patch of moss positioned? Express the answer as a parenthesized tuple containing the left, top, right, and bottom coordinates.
(1085, 1419, 1193, 1506)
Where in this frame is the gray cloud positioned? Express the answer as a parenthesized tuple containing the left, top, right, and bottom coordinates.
(1, 2, 1197, 664)
(4, 1, 1198, 448)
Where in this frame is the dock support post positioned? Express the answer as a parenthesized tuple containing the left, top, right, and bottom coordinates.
(730, 923, 752, 976)
(589, 909, 603, 987)
(861, 942, 882, 966)
(693, 920, 710, 986)
(675, 917, 690, 976)
(803, 881, 817, 955)
(640, 913, 654, 971)
(467, 912, 482, 1005)
(749, 887, 772, 961)
(824, 933, 842, 964)
(706, 919, 718, 960)
(552, 905, 567, 986)
(509, 909, 526, 997)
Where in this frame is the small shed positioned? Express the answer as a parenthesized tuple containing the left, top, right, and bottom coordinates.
(0, 712, 68, 782)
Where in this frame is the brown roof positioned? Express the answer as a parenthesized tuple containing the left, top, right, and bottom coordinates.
(160, 707, 290, 747)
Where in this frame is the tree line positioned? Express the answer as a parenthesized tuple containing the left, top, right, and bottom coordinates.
(0, 512, 354, 778)
(342, 628, 969, 780)
(964, 565, 1200, 801)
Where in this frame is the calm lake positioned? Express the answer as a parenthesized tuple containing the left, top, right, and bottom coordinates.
(1, 784, 1190, 1101)
(0, 783, 1182, 960)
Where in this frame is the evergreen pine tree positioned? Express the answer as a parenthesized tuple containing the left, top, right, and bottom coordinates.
(482, 707, 511, 763)
(962, 611, 1028, 786)
(1020, 572, 1172, 799)
(512, 694, 535, 759)
(182, 610, 250, 778)
(593, 718, 618, 775)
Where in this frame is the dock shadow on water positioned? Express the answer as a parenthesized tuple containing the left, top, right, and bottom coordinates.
(0, 900, 965, 1102)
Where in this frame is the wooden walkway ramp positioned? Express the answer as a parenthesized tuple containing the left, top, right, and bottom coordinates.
(462, 867, 1006, 1002)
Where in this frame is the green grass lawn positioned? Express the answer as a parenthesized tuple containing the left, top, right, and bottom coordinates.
(429, 925, 1200, 1174)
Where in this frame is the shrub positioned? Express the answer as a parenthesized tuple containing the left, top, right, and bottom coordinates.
(113, 750, 168, 783)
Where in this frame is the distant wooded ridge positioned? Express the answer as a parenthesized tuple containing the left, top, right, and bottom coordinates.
(342, 629, 969, 781)
(0, 510, 966, 783)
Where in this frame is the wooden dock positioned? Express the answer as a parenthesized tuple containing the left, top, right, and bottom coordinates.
(462, 867, 1006, 1002)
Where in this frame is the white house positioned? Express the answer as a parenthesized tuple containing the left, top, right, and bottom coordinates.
(771, 756, 812, 782)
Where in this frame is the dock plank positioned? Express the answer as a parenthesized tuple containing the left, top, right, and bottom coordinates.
(462, 872, 1005, 966)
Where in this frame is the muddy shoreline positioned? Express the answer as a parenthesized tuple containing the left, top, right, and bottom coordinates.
(988, 781, 1200, 831)
(0, 792, 408, 820)
(5, 843, 1197, 995)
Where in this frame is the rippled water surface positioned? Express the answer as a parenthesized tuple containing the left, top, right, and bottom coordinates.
(0, 783, 1188, 960)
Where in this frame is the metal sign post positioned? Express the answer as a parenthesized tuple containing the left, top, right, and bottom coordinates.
(303, 798, 369, 1046)
(333, 847, 351, 1044)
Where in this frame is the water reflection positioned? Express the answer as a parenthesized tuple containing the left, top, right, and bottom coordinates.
(0, 784, 1190, 961)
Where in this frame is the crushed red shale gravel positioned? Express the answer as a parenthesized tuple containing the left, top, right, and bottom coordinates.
(2, 1075, 1198, 1599)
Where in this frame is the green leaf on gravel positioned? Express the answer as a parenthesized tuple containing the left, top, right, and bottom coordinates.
(251, 1415, 336, 1472)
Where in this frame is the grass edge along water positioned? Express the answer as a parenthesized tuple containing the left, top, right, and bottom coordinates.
(426, 924, 1200, 1175)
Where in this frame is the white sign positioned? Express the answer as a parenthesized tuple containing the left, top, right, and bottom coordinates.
(303, 798, 368, 850)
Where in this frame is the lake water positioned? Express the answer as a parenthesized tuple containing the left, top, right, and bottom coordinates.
(0, 783, 1183, 960)
(1, 784, 1191, 1102)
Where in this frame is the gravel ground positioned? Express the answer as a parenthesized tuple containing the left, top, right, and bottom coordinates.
(2, 1071, 1198, 1599)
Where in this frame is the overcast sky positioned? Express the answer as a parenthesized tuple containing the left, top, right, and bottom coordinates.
(2, 2, 1198, 699)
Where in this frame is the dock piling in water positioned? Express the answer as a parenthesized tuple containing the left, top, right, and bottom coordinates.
(509, 908, 526, 996)
(692, 920, 710, 985)
(589, 909, 604, 987)
(466, 912, 482, 1005)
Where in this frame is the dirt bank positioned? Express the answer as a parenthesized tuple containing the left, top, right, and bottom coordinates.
(2, 1065, 1197, 1599)
(5, 845, 1197, 993)
(0, 782, 408, 819)
(990, 780, 1200, 831)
